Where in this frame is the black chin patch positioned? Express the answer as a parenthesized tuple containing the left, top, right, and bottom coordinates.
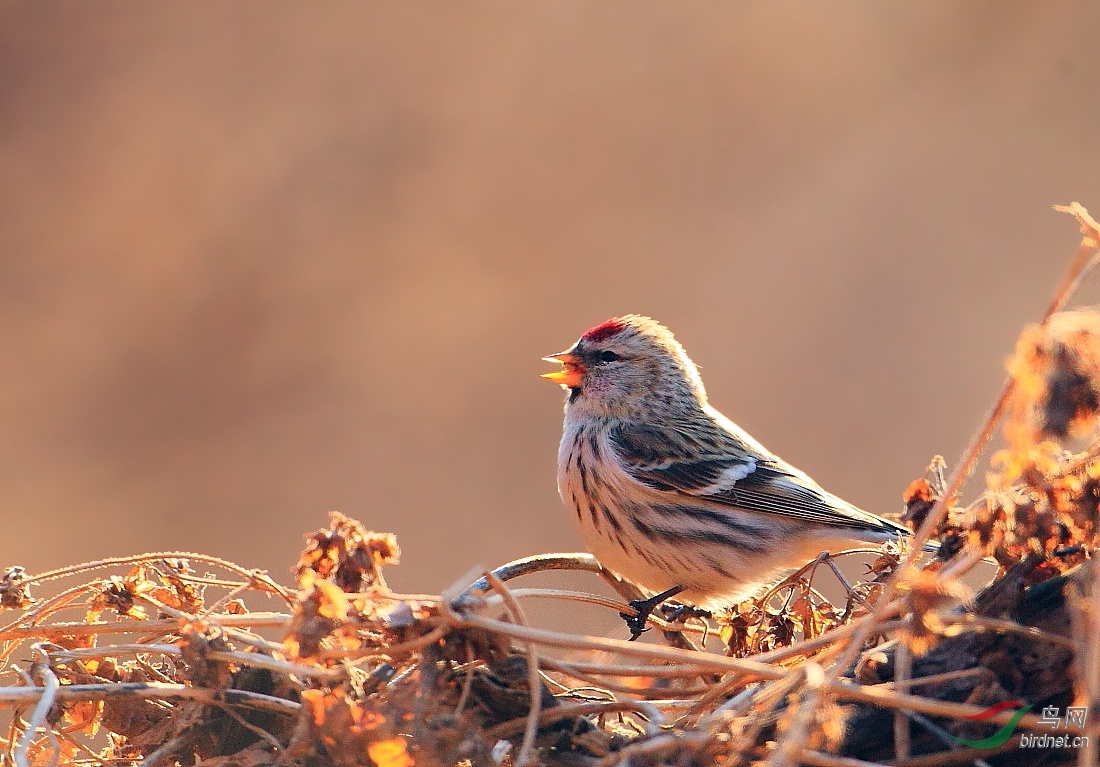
(568, 387, 582, 404)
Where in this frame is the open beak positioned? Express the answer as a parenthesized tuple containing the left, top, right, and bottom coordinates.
(541, 351, 584, 388)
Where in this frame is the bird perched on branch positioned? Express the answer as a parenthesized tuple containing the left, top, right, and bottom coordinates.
(541, 315, 911, 609)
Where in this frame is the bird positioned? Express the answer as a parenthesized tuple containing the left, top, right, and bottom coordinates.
(541, 314, 912, 609)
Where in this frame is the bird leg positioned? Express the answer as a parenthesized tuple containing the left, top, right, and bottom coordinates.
(620, 585, 686, 641)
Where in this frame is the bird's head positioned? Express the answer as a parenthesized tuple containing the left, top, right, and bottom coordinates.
(542, 315, 707, 419)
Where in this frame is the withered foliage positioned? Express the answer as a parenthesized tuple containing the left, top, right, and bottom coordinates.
(3, 208, 1100, 766)
(1008, 310, 1100, 443)
(0, 569, 30, 611)
(719, 547, 899, 659)
(297, 512, 401, 593)
(972, 311, 1100, 574)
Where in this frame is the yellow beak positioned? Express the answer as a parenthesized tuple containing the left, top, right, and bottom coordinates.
(541, 351, 584, 388)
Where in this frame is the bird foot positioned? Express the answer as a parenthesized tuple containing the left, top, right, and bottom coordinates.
(658, 602, 711, 624)
(620, 585, 686, 641)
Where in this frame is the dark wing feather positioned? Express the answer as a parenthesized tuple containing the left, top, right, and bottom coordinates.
(610, 422, 906, 535)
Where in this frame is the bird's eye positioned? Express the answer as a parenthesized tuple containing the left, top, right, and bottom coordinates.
(599, 350, 619, 363)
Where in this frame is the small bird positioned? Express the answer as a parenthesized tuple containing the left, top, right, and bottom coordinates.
(541, 315, 911, 609)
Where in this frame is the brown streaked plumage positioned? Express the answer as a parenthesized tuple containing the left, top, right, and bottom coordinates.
(542, 314, 910, 608)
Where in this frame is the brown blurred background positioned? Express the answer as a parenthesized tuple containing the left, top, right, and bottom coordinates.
(1, 4, 1098, 600)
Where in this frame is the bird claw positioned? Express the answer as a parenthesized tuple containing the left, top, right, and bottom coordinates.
(620, 585, 686, 641)
(658, 602, 711, 624)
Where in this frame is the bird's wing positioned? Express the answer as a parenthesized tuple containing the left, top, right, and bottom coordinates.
(609, 421, 907, 535)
